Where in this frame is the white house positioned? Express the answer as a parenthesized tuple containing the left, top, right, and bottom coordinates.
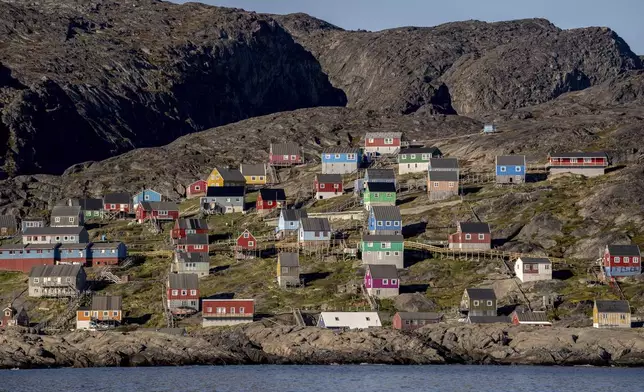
(514, 257, 552, 283)
(317, 312, 382, 330)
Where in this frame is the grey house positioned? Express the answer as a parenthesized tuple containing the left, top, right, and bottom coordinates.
(21, 217, 45, 233)
(172, 252, 210, 277)
(51, 206, 83, 227)
(0, 215, 18, 236)
(22, 226, 89, 245)
(28, 264, 87, 298)
(277, 252, 300, 288)
(200, 187, 245, 214)
(428, 158, 459, 175)
(460, 288, 497, 317)
(167, 273, 199, 315)
(69, 198, 105, 219)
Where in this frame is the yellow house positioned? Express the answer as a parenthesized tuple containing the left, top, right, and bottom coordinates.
(207, 167, 247, 188)
(240, 164, 268, 185)
(593, 299, 631, 328)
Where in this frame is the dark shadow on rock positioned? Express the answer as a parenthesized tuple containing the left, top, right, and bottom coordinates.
(403, 250, 432, 268)
(400, 284, 430, 294)
(552, 269, 574, 280)
(403, 222, 427, 238)
(462, 186, 483, 196)
(526, 173, 548, 183)
(124, 313, 152, 325)
(605, 165, 626, 174)
(209, 233, 231, 242)
(396, 196, 418, 206)
(204, 292, 235, 300)
(302, 271, 331, 285)
(210, 265, 230, 274)
(497, 304, 519, 316)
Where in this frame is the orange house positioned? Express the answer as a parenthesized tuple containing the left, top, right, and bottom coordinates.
(76, 296, 122, 330)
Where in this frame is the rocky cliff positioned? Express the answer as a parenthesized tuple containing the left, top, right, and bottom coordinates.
(0, 0, 346, 175)
(276, 15, 642, 115)
(3, 323, 644, 368)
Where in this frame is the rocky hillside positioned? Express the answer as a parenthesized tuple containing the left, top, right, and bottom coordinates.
(0, 0, 346, 175)
(276, 15, 642, 115)
(3, 323, 644, 368)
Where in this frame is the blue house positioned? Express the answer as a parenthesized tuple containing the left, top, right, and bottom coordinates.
(321, 147, 361, 174)
(495, 155, 526, 184)
(132, 189, 162, 206)
(299, 218, 332, 248)
(368, 206, 402, 235)
(276, 209, 308, 239)
(59, 243, 91, 264)
(0, 243, 60, 273)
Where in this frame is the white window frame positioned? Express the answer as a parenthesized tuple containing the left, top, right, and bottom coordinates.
(473, 300, 479, 306)
(54, 217, 60, 223)
(243, 232, 249, 238)
(248, 241, 254, 247)
(68, 217, 74, 222)
(171, 290, 178, 296)
(325, 154, 331, 159)
(391, 279, 397, 285)
(348, 153, 355, 160)
(195, 185, 201, 191)
(394, 221, 400, 226)
(465, 234, 471, 240)
(190, 289, 197, 296)
(290, 155, 297, 160)
(383, 279, 389, 285)
(615, 257, 621, 263)
(500, 166, 506, 172)
(84, 311, 89, 317)
(410, 154, 416, 159)
(377, 221, 383, 226)
(386, 221, 392, 227)
(624, 257, 630, 263)
(515, 166, 522, 172)
(158, 210, 168, 216)
(584, 158, 592, 163)
(334, 154, 341, 159)
(634, 257, 640, 264)
(448, 182, 454, 188)
(283, 154, 289, 160)
(368, 138, 374, 143)
(487, 300, 493, 306)
(433, 182, 439, 188)
(478, 234, 485, 240)
(333, 184, 339, 189)
(320, 184, 325, 189)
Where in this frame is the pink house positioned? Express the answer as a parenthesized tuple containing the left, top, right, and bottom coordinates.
(364, 264, 399, 298)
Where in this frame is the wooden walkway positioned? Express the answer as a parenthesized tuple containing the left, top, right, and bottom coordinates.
(404, 241, 565, 263)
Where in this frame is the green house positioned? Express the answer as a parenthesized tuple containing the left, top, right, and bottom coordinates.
(364, 182, 396, 210)
(397, 147, 442, 174)
(360, 234, 405, 269)
(70, 198, 105, 220)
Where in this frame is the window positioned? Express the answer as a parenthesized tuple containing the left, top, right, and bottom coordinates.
(267, 200, 273, 206)
(34, 278, 39, 283)
(239, 307, 245, 314)
(335, 154, 341, 159)
(84, 311, 89, 317)
(206, 307, 212, 313)
(386, 221, 391, 226)
(394, 221, 400, 226)
(230, 307, 236, 314)
(365, 317, 371, 321)
(367, 242, 374, 247)
(325, 154, 331, 159)
(281, 267, 289, 274)
(63, 236, 68, 241)
(55, 236, 61, 241)
(515, 166, 522, 172)
(500, 166, 506, 172)
(248, 241, 254, 247)
(195, 185, 201, 191)
(478, 234, 485, 240)
(113, 311, 118, 316)
(103, 311, 109, 317)
(545, 265, 550, 270)
(615, 257, 621, 263)
(624, 257, 630, 263)
(320, 184, 325, 189)
(335, 317, 340, 321)
(473, 300, 479, 306)
(384, 138, 393, 145)
(144, 195, 150, 201)
(283, 154, 289, 160)
(259, 176, 265, 181)
(634, 257, 640, 264)
(448, 182, 454, 188)
(422, 154, 428, 160)
(410, 154, 416, 159)
(190, 290, 197, 296)
(348, 154, 355, 160)
(181, 290, 187, 296)
(171, 290, 178, 296)
(584, 158, 592, 163)
(394, 251, 400, 256)
(383, 279, 388, 285)
(386, 193, 392, 198)
(373, 193, 379, 198)
(226, 198, 231, 203)
(434, 182, 439, 188)
(368, 138, 374, 143)
(391, 279, 397, 285)
(243, 232, 249, 238)
(377, 221, 383, 226)
(55, 217, 60, 223)
(487, 300, 493, 306)
(217, 307, 226, 314)
(290, 155, 297, 160)
(465, 234, 471, 240)
(158, 210, 168, 216)
(385, 251, 391, 256)
(66, 277, 71, 283)
(69, 217, 74, 222)
(110, 204, 116, 209)
(333, 184, 339, 189)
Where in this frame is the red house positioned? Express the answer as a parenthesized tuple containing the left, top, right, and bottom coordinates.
(103, 193, 131, 216)
(186, 180, 207, 199)
(135, 201, 180, 223)
(236, 230, 257, 250)
(202, 298, 255, 327)
(171, 218, 209, 240)
(256, 189, 286, 214)
(603, 244, 641, 278)
(167, 273, 199, 316)
(392, 312, 442, 331)
(175, 234, 209, 253)
(314, 174, 343, 199)
(448, 222, 491, 251)
(269, 143, 303, 166)
(364, 132, 403, 156)
(548, 152, 608, 177)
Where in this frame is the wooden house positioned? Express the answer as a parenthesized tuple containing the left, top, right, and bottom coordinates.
(428, 158, 459, 175)
(483, 124, 497, 134)
(277, 252, 300, 288)
(317, 312, 382, 330)
(173, 251, 210, 277)
(360, 234, 404, 269)
(132, 189, 162, 207)
(69, 198, 104, 219)
(202, 299, 254, 327)
(299, 218, 332, 248)
(28, 264, 86, 298)
(364, 264, 399, 298)
(460, 288, 497, 317)
(76, 296, 122, 330)
(240, 164, 268, 186)
(135, 201, 180, 223)
(593, 300, 631, 329)
(364, 132, 402, 157)
(256, 188, 286, 214)
(363, 182, 396, 211)
(207, 167, 247, 188)
(548, 152, 608, 177)
(448, 222, 491, 251)
(276, 209, 307, 239)
(367, 206, 402, 235)
(314, 174, 343, 200)
(269, 143, 303, 166)
(167, 273, 200, 316)
(90, 242, 127, 266)
(51, 205, 83, 227)
(0, 215, 18, 237)
(514, 257, 552, 283)
(364, 168, 396, 186)
(21, 217, 45, 233)
(393, 312, 442, 331)
(171, 218, 209, 241)
(427, 170, 459, 201)
(22, 226, 89, 245)
(511, 311, 552, 326)
(321, 147, 361, 174)
(58, 243, 90, 265)
(602, 244, 641, 278)
(496, 155, 526, 184)
(103, 193, 132, 217)
(200, 186, 245, 214)
(235, 229, 258, 259)
(1, 305, 29, 329)
(0, 244, 58, 273)
(186, 180, 208, 199)
(175, 233, 209, 253)
(398, 147, 442, 174)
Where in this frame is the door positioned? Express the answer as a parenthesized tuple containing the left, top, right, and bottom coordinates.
(378, 252, 383, 260)
(508, 177, 513, 184)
